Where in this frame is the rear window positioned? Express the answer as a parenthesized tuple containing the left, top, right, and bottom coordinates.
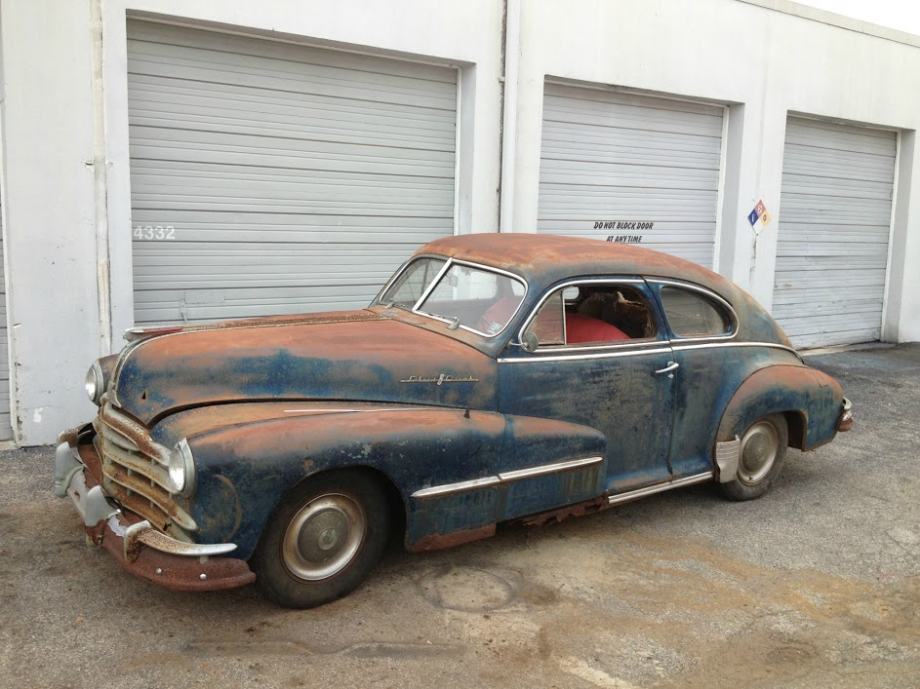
(659, 286, 733, 338)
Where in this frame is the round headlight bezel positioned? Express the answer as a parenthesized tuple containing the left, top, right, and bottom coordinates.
(84, 361, 104, 405)
(167, 438, 196, 497)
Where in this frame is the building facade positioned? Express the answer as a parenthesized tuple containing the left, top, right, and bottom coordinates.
(1, 0, 919, 445)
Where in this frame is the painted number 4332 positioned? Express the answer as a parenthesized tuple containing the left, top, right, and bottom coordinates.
(133, 225, 176, 240)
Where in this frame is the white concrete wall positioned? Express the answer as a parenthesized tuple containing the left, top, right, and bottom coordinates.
(0, 0, 102, 443)
(503, 0, 920, 336)
(0, 0, 918, 444)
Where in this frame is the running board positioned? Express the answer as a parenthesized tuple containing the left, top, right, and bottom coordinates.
(607, 471, 714, 506)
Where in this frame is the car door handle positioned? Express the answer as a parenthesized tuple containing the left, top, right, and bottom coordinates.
(655, 361, 680, 375)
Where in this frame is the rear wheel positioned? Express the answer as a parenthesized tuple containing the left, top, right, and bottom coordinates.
(253, 470, 390, 608)
(719, 414, 788, 501)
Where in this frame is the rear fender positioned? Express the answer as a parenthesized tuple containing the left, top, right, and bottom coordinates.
(716, 364, 844, 456)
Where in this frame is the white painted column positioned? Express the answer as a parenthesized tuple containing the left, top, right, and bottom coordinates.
(884, 131, 920, 342)
(0, 0, 103, 443)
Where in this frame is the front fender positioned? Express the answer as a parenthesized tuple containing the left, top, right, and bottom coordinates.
(716, 364, 844, 451)
(180, 405, 606, 559)
(184, 407, 504, 559)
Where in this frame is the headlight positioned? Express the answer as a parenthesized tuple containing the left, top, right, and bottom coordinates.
(166, 438, 196, 497)
(84, 361, 104, 405)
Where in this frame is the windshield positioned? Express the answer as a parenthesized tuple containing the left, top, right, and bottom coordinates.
(379, 257, 446, 307)
(377, 258, 526, 336)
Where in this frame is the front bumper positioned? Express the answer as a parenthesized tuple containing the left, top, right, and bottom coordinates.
(54, 434, 255, 592)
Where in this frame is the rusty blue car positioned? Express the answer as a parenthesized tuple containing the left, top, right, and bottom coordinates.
(55, 234, 853, 607)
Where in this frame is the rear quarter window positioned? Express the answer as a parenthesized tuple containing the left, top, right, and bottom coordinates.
(659, 285, 733, 338)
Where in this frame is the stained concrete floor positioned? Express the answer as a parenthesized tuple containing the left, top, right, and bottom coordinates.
(0, 345, 918, 689)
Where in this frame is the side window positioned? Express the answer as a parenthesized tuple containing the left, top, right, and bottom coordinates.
(527, 290, 565, 346)
(380, 257, 446, 307)
(524, 282, 657, 348)
(659, 285, 733, 338)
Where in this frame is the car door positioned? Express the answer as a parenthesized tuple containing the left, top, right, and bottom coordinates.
(498, 277, 677, 497)
(647, 279, 740, 477)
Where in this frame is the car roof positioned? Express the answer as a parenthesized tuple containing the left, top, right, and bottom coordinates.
(418, 233, 734, 299)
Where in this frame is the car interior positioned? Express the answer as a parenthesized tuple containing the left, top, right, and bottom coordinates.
(527, 283, 657, 347)
(564, 284, 656, 343)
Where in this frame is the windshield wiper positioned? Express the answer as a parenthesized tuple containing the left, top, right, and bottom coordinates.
(382, 300, 412, 312)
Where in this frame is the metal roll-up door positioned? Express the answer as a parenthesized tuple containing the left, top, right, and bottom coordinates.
(127, 21, 457, 324)
(538, 83, 725, 268)
(0, 229, 11, 441)
(773, 117, 896, 348)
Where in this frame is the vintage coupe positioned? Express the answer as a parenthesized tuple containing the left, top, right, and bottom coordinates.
(54, 234, 852, 607)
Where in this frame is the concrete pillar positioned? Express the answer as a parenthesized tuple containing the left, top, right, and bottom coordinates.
(0, 0, 103, 444)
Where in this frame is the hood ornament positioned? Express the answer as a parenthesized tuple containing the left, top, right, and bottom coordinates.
(400, 373, 480, 386)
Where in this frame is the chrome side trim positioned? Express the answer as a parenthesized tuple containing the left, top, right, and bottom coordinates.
(282, 407, 406, 414)
(526, 337, 664, 354)
(411, 475, 501, 499)
(497, 455, 603, 482)
(647, 278, 739, 342)
(607, 471, 713, 506)
(715, 436, 741, 483)
(498, 340, 799, 364)
(498, 346, 671, 364)
(412, 455, 604, 499)
(670, 341, 800, 357)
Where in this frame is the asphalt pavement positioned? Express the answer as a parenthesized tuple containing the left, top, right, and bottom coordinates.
(1, 344, 918, 689)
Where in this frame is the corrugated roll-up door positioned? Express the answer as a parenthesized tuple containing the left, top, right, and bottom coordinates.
(126, 20, 457, 325)
(538, 83, 725, 268)
(0, 228, 11, 441)
(773, 117, 896, 348)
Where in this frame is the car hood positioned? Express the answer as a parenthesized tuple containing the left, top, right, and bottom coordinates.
(112, 310, 497, 424)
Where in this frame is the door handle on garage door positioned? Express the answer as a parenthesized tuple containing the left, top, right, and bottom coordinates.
(655, 361, 680, 376)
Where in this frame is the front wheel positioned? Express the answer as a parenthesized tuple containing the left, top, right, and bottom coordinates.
(719, 413, 788, 501)
(253, 470, 391, 608)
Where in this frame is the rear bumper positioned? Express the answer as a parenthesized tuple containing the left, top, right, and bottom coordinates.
(837, 397, 854, 432)
(54, 435, 255, 592)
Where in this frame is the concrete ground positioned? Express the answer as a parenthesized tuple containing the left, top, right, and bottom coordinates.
(1, 345, 918, 689)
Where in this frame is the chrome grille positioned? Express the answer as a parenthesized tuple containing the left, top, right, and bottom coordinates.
(93, 405, 197, 542)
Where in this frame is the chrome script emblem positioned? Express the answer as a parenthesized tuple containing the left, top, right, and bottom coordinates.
(400, 374, 480, 386)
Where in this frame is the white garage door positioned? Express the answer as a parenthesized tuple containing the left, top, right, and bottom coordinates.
(127, 21, 457, 325)
(773, 117, 896, 348)
(538, 83, 725, 268)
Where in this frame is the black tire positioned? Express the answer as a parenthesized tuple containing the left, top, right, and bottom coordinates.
(719, 413, 788, 502)
(252, 469, 390, 608)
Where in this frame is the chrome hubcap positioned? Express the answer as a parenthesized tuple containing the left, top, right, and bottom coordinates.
(282, 493, 366, 581)
(738, 421, 779, 486)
